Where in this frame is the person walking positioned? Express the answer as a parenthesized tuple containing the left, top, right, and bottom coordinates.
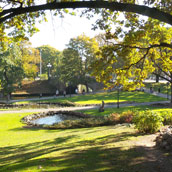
(75, 88, 78, 94)
(63, 90, 66, 97)
(56, 89, 59, 96)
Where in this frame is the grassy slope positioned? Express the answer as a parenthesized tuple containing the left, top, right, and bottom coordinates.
(0, 112, 158, 172)
(15, 91, 166, 105)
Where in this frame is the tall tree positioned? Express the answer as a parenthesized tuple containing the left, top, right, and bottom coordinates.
(0, 43, 24, 98)
(20, 41, 40, 79)
(37, 45, 61, 77)
(60, 34, 99, 91)
(0, 41, 40, 98)
(60, 48, 82, 86)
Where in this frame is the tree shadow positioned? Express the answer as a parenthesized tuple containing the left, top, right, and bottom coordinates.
(1, 127, 169, 172)
(1, 142, 171, 172)
(0, 135, 76, 170)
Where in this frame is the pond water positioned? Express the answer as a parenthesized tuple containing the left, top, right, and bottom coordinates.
(32, 114, 79, 125)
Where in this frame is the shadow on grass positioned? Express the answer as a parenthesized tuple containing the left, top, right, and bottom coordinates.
(0, 144, 169, 172)
(1, 128, 171, 172)
(0, 135, 76, 170)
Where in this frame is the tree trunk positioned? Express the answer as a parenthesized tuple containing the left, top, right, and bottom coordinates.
(85, 83, 89, 93)
(156, 74, 159, 83)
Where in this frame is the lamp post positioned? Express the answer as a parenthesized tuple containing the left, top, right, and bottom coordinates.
(47, 63, 52, 80)
(40, 50, 42, 76)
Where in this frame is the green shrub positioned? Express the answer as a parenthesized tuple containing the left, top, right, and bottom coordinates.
(133, 110, 163, 133)
(39, 74, 48, 80)
(161, 111, 172, 125)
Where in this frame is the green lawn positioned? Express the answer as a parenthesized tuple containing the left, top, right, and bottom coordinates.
(0, 111, 166, 172)
(0, 91, 171, 171)
(15, 91, 166, 105)
(79, 105, 172, 116)
(144, 82, 170, 94)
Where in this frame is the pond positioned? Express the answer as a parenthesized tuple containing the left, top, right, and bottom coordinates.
(32, 114, 79, 125)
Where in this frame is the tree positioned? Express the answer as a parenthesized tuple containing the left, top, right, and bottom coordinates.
(1, 0, 172, 99)
(0, 41, 40, 99)
(20, 41, 40, 79)
(1, 1, 172, 49)
(60, 34, 99, 92)
(0, 43, 24, 99)
(37, 45, 61, 78)
(91, 19, 172, 102)
(60, 48, 82, 87)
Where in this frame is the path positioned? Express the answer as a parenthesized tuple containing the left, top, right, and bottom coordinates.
(0, 100, 169, 114)
(0, 89, 170, 114)
(144, 88, 170, 99)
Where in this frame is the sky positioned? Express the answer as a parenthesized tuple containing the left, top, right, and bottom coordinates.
(29, 12, 102, 51)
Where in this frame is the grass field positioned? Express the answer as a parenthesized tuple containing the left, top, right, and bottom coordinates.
(14, 91, 166, 105)
(0, 90, 171, 171)
(79, 105, 172, 116)
(0, 111, 164, 172)
(144, 82, 171, 94)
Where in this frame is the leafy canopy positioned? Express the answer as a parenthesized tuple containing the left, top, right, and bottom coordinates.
(1, 0, 172, 51)
(60, 34, 99, 87)
(91, 18, 172, 90)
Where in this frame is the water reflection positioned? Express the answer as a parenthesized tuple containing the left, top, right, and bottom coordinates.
(32, 114, 79, 125)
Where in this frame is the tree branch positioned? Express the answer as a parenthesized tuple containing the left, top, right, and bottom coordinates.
(152, 72, 171, 82)
(113, 42, 172, 73)
(150, 56, 171, 79)
(1, 1, 172, 25)
(111, 42, 172, 50)
(122, 48, 150, 70)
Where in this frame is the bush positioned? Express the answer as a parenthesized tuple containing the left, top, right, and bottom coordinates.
(133, 110, 163, 133)
(120, 111, 134, 123)
(161, 111, 172, 125)
(108, 111, 134, 124)
(108, 113, 120, 124)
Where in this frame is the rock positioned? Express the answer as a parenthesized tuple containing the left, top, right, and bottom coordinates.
(165, 145, 171, 151)
(161, 141, 168, 148)
(162, 133, 170, 140)
(167, 137, 172, 144)
(155, 126, 172, 151)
